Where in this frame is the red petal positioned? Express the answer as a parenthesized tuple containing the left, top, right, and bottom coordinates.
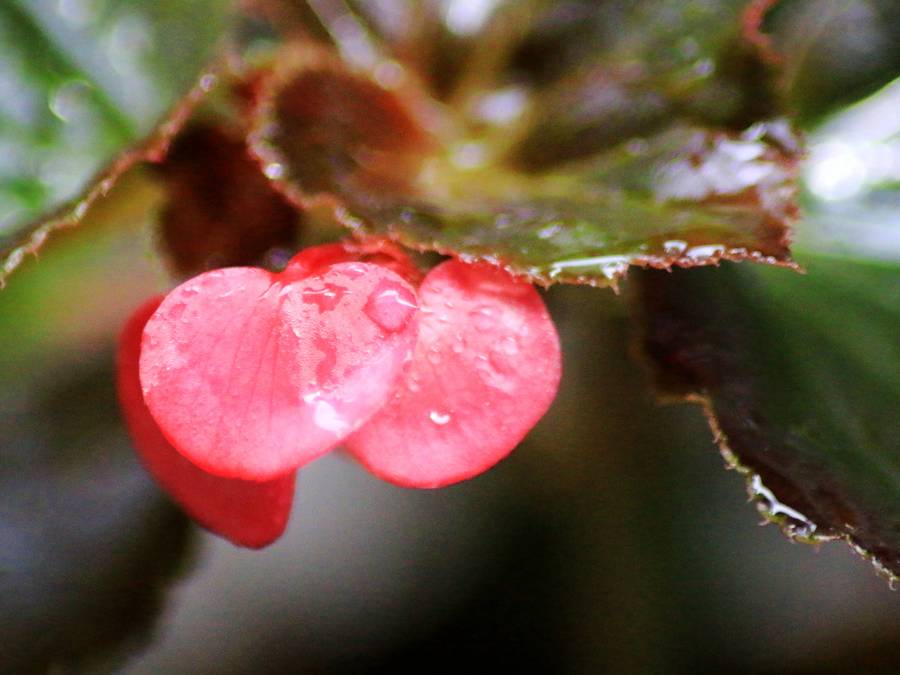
(347, 260, 561, 488)
(117, 298, 295, 548)
(139, 260, 418, 480)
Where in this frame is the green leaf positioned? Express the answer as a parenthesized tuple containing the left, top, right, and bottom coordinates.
(248, 25, 799, 287)
(636, 253, 900, 580)
(0, 0, 230, 283)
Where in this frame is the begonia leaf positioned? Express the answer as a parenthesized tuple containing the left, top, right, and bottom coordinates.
(251, 37, 799, 285)
(156, 122, 301, 278)
(347, 259, 561, 488)
(636, 254, 900, 580)
(118, 297, 296, 548)
(0, 0, 228, 284)
(139, 252, 419, 480)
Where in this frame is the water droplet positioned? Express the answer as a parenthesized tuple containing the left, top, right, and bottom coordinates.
(474, 86, 528, 125)
(364, 281, 417, 332)
(685, 244, 725, 260)
(303, 283, 346, 312)
(312, 399, 350, 436)
(443, 0, 499, 35)
(500, 335, 518, 355)
(199, 73, 217, 91)
(537, 223, 562, 240)
(264, 163, 284, 179)
(450, 142, 487, 169)
(373, 59, 405, 89)
(429, 410, 451, 425)
(426, 347, 441, 365)
(692, 58, 715, 78)
(662, 240, 688, 256)
(750, 475, 818, 538)
(167, 303, 185, 321)
(470, 305, 494, 331)
(49, 80, 92, 123)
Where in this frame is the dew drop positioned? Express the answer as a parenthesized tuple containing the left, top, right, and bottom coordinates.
(264, 163, 284, 179)
(167, 303, 186, 321)
(303, 283, 346, 312)
(364, 281, 417, 332)
(470, 305, 494, 331)
(429, 410, 451, 425)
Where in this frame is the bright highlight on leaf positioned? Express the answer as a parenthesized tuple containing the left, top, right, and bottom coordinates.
(139, 253, 419, 480)
(117, 297, 295, 549)
(347, 260, 562, 488)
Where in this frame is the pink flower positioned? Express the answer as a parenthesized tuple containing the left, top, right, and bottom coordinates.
(117, 242, 561, 547)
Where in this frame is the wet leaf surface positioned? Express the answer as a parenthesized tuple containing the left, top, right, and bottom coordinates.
(0, 0, 229, 284)
(249, 36, 799, 286)
(636, 255, 900, 579)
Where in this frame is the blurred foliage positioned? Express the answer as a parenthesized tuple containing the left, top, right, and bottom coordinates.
(0, 362, 194, 674)
(0, 0, 229, 246)
(248, 2, 799, 286)
(771, 0, 900, 125)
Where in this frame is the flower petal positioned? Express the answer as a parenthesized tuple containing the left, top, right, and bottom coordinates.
(139, 259, 419, 480)
(347, 260, 561, 487)
(117, 298, 295, 548)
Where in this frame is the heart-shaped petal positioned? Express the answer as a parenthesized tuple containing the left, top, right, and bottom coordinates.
(346, 260, 561, 488)
(118, 298, 295, 548)
(140, 256, 419, 480)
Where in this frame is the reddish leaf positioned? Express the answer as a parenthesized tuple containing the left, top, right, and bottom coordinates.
(157, 122, 300, 277)
(139, 252, 419, 480)
(347, 259, 561, 488)
(117, 297, 295, 548)
(636, 258, 900, 580)
(248, 45, 799, 287)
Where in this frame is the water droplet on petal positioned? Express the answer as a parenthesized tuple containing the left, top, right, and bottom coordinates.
(470, 305, 494, 331)
(364, 280, 417, 332)
(312, 399, 350, 437)
(302, 283, 346, 312)
(264, 163, 284, 179)
(429, 410, 451, 425)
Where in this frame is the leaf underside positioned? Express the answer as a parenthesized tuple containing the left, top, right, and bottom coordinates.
(247, 0, 800, 287)
(636, 256, 900, 580)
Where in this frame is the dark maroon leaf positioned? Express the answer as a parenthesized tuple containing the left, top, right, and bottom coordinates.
(248, 43, 799, 287)
(635, 256, 900, 580)
(157, 122, 301, 277)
